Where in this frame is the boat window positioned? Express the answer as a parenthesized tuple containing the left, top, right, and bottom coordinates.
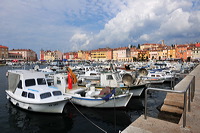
(90, 73, 97, 75)
(22, 91, 27, 97)
(28, 93, 35, 99)
(17, 80, 22, 89)
(40, 92, 52, 99)
(53, 91, 62, 96)
(57, 79, 61, 85)
(151, 75, 155, 77)
(106, 75, 113, 80)
(25, 79, 36, 87)
(37, 78, 46, 85)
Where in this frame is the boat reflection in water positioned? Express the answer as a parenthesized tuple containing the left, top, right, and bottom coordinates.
(6, 99, 137, 133)
(65, 103, 133, 133)
(6, 103, 73, 133)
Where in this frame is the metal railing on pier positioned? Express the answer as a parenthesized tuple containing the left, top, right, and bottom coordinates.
(144, 74, 195, 128)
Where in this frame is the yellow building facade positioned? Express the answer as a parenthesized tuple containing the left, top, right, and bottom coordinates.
(90, 48, 112, 61)
(167, 48, 176, 59)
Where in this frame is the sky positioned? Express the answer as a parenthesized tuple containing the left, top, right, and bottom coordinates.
(0, 0, 200, 54)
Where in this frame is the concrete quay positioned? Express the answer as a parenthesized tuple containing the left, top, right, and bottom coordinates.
(122, 64, 200, 133)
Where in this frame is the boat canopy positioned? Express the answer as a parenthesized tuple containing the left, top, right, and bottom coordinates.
(8, 72, 20, 93)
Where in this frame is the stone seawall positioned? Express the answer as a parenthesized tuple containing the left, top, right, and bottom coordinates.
(122, 64, 200, 133)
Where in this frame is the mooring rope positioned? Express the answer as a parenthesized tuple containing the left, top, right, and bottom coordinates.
(69, 99, 107, 133)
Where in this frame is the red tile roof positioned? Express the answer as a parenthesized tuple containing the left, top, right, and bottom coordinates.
(10, 49, 32, 51)
(0, 45, 8, 48)
(196, 43, 200, 47)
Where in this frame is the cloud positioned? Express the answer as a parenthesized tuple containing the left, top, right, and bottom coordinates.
(0, 0, 199, 54)
(87, 0, 200, 48)
(70, 33, 92, 51)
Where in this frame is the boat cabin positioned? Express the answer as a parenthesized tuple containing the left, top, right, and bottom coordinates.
(7, 70, 64, 102)
(100, 72, 123, 87)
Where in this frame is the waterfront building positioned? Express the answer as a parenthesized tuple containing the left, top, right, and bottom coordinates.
(149, 50, 159, 60)
(140, 43, 166, 50)
(77, 50, 84, 60)
(114, 47, 132, 62)
(162, 48, 168, 60)
(156, 49, 163, 60)
(40, 50, 62, 61)
(0, 45, 8, 62)
(65, 50, 91, 61)
(40, 50, 45, 61)
(175, 44, 190, 61)
(90, 48, 112, 61)
(138, 50, 148, 61)
(9, 49, 37, 61)
(187, 47, 193, 61)
(167, 46, 176, 59)
(130, 47, 139, 61)
(113, 48, 119, 61)
(63, 52, 78, 60)
(106, 49, 113, 61)
(8, 53, 23, 61)
(192, 43, 200, 60)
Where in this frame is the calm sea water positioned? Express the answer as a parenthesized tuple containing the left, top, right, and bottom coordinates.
(0, 65, 178, 133)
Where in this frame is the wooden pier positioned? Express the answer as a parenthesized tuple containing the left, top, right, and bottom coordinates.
(122, 64, 200, 133)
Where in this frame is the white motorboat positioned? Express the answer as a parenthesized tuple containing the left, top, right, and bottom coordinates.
(78, 71, 147, 97)
(141, 73, 165, 84)
(6, 70, 71, 113)
(77, 70, 100, 81)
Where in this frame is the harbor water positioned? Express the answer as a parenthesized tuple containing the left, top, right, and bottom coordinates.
(0, 65, 180, 133)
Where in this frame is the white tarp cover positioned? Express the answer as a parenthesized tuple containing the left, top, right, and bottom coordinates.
(8, 72, 20, 93)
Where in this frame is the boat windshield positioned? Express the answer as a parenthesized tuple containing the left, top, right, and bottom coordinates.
(37, 78, 46, 85)
(25, 79, 36, 87)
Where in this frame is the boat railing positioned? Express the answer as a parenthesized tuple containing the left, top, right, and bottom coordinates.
(144, 74, 195, 128)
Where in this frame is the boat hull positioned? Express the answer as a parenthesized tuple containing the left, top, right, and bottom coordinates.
(6, 91, 68, 113)
(69, 93, 133, 108)
(144, 79, 165, 84)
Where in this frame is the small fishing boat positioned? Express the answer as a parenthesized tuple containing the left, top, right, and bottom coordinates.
(6, 70, 71, 113)
(52, 73, 133, 108)
(78, 71, 147, 96)
(77, 70, 100, 80)
(66, 87, 133, 108)
(141, 73, 165, 84)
